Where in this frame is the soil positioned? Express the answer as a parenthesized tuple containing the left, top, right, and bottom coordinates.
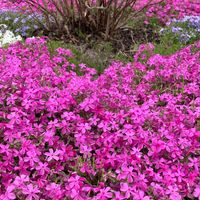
(112, 24, 160, 55)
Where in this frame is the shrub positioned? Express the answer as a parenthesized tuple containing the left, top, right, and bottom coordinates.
(0, 38, 200, 199)
(8, 0, 164, 40)
(2, 0, 199, 41)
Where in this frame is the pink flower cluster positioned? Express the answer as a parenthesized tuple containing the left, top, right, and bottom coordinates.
(0, 37, 200, 199)
(146, 0, 200, 22)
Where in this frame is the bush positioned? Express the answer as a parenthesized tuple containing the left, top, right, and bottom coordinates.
(10, 0, 164, 40)
(0, 38, 200, 199)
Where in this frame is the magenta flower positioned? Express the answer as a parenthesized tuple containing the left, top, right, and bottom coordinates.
(166, 186, 181, 200)
(68, 174, 85, 190)
(45, 148, 60, 161)
(24, 150, 39, 166)
(56, 47, 73, 57)
(117, 165, 135, 183)
(36, 162, 49, 175)
(194, 186, 200, 199)
(1, 185, 16, 200)
(120, 183, 132, 199)
(134, 190, 150, 200)
(13, 175, 29, 187)
(95, 187, 113, 200)
(22, 184, 40, 200)
(113, 191, 124, 200)
(78, 123, 91, 133)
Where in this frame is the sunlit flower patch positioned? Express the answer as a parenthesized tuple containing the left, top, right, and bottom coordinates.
(0, 38, 199, 199)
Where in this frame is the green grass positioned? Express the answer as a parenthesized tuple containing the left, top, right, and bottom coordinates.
(153, 19, 200, 55)
(46, 16, 199, 74)
(154, 41, 184, 55)
(47, 40, 116, 74)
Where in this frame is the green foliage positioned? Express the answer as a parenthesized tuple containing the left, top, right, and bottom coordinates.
(47, 40, 115, 74)
(154, 35, 184, 55)
(114, 52, 133, 63)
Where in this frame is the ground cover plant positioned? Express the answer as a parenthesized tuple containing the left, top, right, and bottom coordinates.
(0, 37, 200, 200)
(0, 0, 200, 200)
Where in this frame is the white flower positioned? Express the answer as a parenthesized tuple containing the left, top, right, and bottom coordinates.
(0, 25, 22, 47)
(0, 24, 8, 30)
(159, 28, 165, 34)
(15, 35, 23, 41)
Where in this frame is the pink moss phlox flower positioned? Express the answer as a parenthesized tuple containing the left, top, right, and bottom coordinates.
(0, 37, 199, 199)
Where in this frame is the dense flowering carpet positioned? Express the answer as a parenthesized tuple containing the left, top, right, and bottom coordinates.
(0, 38, 200, 199)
